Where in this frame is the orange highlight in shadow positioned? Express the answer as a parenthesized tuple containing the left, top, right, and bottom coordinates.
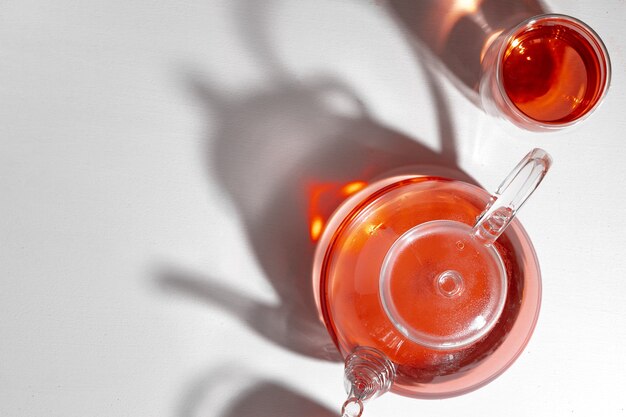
(308, 180, 368, 242)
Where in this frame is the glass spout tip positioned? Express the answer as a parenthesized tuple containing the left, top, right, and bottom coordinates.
(340, 347, 395, 416)
(341, 397, 364, 417)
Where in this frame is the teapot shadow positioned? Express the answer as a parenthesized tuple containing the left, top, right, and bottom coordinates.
(219, 381, 335, 417)
(156, 0, 479, 362)
(176, 367, 335, 417)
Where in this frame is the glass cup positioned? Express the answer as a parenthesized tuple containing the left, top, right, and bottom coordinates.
(480, 14, 611, 131)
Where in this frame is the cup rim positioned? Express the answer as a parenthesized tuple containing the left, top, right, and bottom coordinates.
(494, 13, 612, 130)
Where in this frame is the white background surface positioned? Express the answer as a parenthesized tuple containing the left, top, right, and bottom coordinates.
(2, 0, 626, 416)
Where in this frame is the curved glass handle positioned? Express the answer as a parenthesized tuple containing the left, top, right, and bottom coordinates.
(473, 148, 552, 246)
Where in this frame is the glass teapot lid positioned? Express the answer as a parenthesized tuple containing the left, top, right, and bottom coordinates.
(379, 219, 507, 350)
(379, 148, 551, 350)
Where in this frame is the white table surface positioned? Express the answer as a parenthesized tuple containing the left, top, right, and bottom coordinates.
(2, 0, 625, 416)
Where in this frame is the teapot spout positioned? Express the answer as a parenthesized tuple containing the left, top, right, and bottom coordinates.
(341, 347, 396, 416)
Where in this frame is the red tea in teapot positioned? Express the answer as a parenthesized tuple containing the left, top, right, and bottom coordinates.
(313, 171, 544, 399)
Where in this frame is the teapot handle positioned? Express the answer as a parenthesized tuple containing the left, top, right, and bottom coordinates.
(473, 148, 552, 246)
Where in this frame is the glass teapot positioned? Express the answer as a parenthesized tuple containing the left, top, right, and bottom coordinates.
(312, 149, 552, 416)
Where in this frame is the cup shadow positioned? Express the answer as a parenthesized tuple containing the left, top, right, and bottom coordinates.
(385, 0, 548, 105)
(156, 0, 478, 362)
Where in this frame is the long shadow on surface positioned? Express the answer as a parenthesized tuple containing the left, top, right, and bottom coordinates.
(157, 0, 477, 362)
